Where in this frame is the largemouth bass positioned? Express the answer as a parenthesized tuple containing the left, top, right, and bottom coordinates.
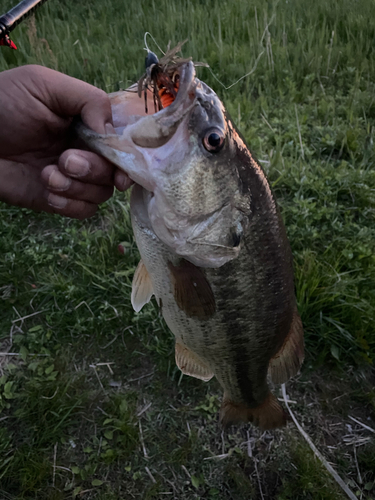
(77, 58, 304, 429)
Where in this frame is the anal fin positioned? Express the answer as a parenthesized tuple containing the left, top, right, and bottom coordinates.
(219, 392, 288, 430)
(175, 341, 214, 382)
(131, 260, 154, 312)
(268, 308, 304, 384)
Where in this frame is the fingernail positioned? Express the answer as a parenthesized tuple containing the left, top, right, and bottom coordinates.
(105, 122, 116, 135)
(49, 170, 71, 191)
(116, 171, 131, 191)
(65, 153, 90, 177)
(48, 193, 68, 209)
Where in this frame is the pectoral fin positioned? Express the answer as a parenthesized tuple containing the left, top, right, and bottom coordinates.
(168, 259, 216, 320)
(131, 260, 154, 312)
(175, 341, 214, 382)
(268, 309, 304, 384)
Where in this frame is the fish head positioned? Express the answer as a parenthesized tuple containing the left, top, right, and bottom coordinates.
(143, 70, 251, 268)
(79, 62, 251, 268)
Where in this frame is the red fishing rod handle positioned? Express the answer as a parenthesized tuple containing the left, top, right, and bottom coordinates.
(0, 0, 49, 49)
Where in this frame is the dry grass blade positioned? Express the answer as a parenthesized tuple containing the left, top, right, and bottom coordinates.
(145, 466, 156, 483)
(348, 416, 375, 434)
(295, 104, 305, 160)
(282, 384, 357, 500)
(139, 421, 148, 459)
(247, 431, 265, 500)
(159, 39, 189, 65)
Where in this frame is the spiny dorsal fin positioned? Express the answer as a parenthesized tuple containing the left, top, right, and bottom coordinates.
(268, 309, 304, 384)
(219, 392, 288, 430)
(131, 260, 154, 312)
(168, 259, 216, 320)
(175, 341, 214, 382)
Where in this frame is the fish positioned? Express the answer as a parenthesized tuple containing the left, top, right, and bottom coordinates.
(77, 55, 304, 430)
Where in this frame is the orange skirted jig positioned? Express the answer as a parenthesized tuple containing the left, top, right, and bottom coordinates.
(137, 41, 191, 113)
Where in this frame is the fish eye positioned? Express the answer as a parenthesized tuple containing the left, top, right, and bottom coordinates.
(203, 129, 225, 153)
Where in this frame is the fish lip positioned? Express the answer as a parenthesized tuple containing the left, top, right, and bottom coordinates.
(171, 61, 195, 107)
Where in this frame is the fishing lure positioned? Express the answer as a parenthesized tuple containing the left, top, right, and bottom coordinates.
(137, 40, 204, 113)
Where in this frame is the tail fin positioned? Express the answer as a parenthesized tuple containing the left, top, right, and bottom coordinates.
(219, 392, 288, 430)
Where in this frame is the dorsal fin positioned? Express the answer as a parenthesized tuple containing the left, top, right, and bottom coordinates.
(175, 342, 214, 382)
(168, 259, 216, 320)
(268, 309, 304, 384)
(131, 260, 154, 312)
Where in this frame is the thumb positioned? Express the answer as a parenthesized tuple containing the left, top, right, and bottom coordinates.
(24, 65, 112, 134)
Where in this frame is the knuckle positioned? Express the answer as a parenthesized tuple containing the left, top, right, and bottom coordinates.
(91, 87, 108, 102)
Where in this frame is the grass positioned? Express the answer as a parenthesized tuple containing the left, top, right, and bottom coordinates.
(0, 0, 375, 498)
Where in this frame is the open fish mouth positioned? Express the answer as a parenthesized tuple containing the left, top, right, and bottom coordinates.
(108, 61, 197, 151)
(141, 59, 183, 111)
(134, 61, 196, 142)
(148, 60, 195, 111)
(76, 62, 198, 188)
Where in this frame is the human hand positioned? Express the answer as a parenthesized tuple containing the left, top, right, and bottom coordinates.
(0, 65, 132, 219)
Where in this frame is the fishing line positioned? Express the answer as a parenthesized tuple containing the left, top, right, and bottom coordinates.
(143, 32, 265, 91)
(205, 50, 265, 90)
(144, 31, 165, 56)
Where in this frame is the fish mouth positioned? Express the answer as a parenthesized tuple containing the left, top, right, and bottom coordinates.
(151, 60, 196, 115)
(127, 61, 197, 149)
(153, 60, 196, 122)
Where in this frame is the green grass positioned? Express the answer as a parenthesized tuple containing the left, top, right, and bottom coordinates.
(0, 0, 375, 498)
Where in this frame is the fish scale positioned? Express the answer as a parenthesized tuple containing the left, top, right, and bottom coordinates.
(77, 58, 304, 429)
(130, 137, 297, 416)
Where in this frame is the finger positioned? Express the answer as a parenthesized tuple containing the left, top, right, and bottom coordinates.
(41, 165, 114, 204)
(0, 159, 53, 213)
(58, 149, 116, 185)
(24, 65, 113, 134)
(0, 158, 102, 220)
(115, 168, 134, 191)
(58, 149, 133, 191)
(47, 193, 98, 220)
